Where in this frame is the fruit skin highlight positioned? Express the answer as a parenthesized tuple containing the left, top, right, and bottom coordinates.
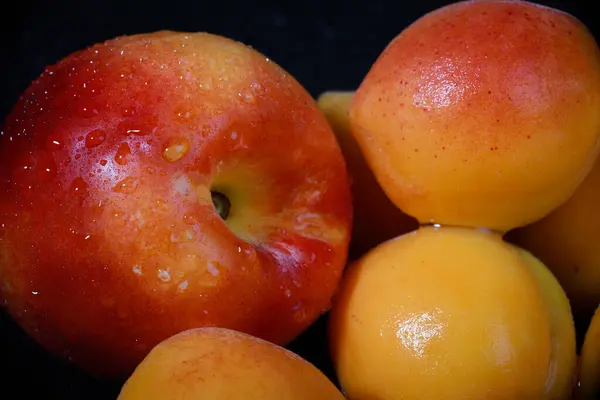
(117, 327, 345, 400)
(576, 306, 600, 400)
(0, 31, 352, 379)
(508, 156, 600, 322)
(328, 225, 577, 400)
(317, 91, 418, 259)
(350, 0, 600, 232)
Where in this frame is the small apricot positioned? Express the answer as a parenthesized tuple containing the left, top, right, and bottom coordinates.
(118, 327, 345, 399)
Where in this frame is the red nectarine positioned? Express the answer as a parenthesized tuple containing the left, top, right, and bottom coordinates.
(0, 31, 352, 378)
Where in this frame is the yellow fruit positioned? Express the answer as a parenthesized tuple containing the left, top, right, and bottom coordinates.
(349, 0, 600, 232)
(328, 226, 576, 399)
(317, 91, 418, 259)
(576, 306, 600, 399)
(508, 158, 600, 321)
(118, 327, 345, 400)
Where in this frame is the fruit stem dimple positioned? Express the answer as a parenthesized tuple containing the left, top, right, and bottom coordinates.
(211, 191, 231, 220)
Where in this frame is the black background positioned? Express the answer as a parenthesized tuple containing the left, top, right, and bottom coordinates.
(0, 0, 598, 398)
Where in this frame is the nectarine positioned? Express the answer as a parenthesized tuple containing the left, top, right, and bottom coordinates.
(329, 226, 576, 399)
(350, 0, 600, 231)
(118, 327, 345, 400)
(0, 31, 352, 378)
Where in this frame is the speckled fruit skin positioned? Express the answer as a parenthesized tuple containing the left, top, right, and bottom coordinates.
(317, 91, 418, 259)
(350, 0, 600, 232)
(117, 327, 346, 399)
(328, 226, 577, 400)
(0, 31, 352, 379)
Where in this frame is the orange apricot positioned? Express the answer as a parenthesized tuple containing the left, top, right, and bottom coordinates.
(576, 306, 600, 399)
(350, 0, 600, 231)
(317, 91, 418, 259)
(508, 156, 600, 321)
(118, 327, 345, 399)
(328, 225, 576, 399)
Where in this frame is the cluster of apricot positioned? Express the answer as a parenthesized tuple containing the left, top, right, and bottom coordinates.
(2, 0, 600, 399)
(320, 0, 600, 399)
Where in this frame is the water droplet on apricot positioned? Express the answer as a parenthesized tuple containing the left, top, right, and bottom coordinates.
(85, 129, 106, 148)
(147, 167, 155, 174)
(114, 143, 131, 165)
(99, 159, 108, 166)
(112, 177, 140, 194)
(161, 137, 190, 163)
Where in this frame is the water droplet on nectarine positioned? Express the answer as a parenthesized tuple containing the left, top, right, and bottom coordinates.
(161, 137, 190, 163)
(112, 177, 140, 194)
(85, 129, 107, 149)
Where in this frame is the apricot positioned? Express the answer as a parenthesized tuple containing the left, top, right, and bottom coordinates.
(117, 327, 345, 399)
(328, 226, 576, 399)
(350, 0, 600, 231)
(508, 156, 600, 321)
(577, 306, 600, 399)
(317, 91, 418, 259)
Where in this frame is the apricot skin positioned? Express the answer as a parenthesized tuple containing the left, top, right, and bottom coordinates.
(350, 0, 600, 231)
(317, 91, 418, 259)
(118, 327, 345, 400)
(328, 226, 576, 399)
(576, 306, 600, 399)
(508, 156, 600, 321)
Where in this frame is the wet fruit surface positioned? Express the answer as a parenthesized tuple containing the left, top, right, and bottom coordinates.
(0, 31, 352, 379)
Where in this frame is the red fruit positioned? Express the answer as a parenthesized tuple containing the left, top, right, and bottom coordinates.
(0, 31, 352, 379)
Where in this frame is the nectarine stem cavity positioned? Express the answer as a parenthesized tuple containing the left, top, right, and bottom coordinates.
(211, 191, 231, 220)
